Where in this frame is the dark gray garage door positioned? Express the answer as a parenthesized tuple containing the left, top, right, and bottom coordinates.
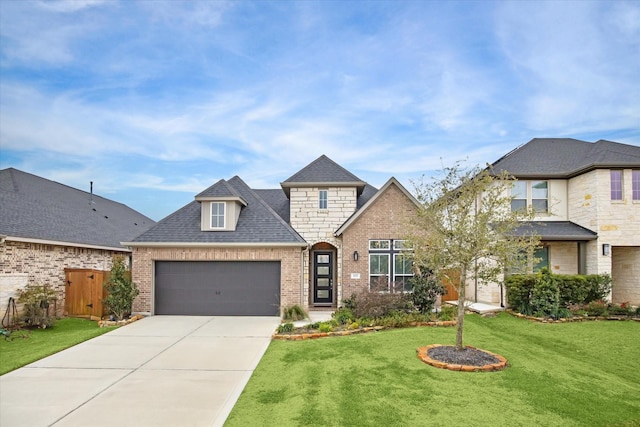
(155, 261, 281, 316)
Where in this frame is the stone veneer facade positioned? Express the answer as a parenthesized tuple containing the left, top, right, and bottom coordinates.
(130, 246, 304, 314)
(0, 240, 124, 315)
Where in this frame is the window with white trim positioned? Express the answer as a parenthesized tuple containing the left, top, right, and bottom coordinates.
(211, 202, 225, 228)
(633, 170, 640, 201)
(369, 239, 414, 292)
(611, 170, 623, 201)
(319, 189, 328, 210)
(511, 180, 548, 213)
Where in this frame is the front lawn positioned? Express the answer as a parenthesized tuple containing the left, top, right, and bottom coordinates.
(226, 313, 640, 426)
(0, 318, 117, 375)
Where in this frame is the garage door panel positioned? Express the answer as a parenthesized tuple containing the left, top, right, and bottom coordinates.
(155, 261, 280, 316)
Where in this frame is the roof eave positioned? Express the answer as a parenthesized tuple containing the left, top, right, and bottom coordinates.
(5, 235, 131, 252)
(122, 241, 309, 248)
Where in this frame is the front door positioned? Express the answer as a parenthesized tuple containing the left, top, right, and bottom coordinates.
(313, 252, 333, 305)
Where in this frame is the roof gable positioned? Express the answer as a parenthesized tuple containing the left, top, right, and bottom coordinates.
(491, 138, 640, 178)
(335, 177, 419, 236)
(280, 155, 366, 196)
(129, 176, 305, 246)
(0, 168, 155, 250)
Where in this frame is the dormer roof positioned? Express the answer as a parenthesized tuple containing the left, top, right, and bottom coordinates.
(195, 178, 247, 205)
(280, 155, 367, 197)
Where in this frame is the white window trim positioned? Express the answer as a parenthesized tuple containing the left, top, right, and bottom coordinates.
(318, 189, 328, 210)
(610, 170, 624, 202)
(511, 180, 549, 214)
(368, 239, 413, 292)
(210, 202, 225, 229)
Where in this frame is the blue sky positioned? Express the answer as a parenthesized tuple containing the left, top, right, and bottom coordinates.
(1, 0, 639, 221)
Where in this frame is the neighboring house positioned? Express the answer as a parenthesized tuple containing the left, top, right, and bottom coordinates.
(0, 168, 155, 314)
(483, 138, 640, 306)
(125, 155, 420, 316)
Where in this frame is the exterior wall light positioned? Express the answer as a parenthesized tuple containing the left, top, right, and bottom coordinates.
(353, 251, 359, 261)
(602, 243, 611, 256)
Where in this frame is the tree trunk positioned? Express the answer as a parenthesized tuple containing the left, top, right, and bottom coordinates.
(456, 266, 466, 351)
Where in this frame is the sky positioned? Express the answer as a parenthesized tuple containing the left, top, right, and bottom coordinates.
(1, 0, 639, 221)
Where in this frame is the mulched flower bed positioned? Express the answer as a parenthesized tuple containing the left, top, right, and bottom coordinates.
(508, 310, 640, 323)
(417, 344, 508, 372)
(273, 320, 456, 340)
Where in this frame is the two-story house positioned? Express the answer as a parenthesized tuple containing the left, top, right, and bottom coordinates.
(125, 155, 420, 316)
(482, 138, 640, 306)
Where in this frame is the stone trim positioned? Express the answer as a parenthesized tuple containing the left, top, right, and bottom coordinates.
(416, 344, 508, 372)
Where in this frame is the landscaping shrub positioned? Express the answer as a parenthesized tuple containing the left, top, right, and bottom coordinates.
(282, 304, 307, 321)
(608, 302, 632, 316)
(504, 275, 536, 315)
(277, 323, 294, 333)
(318, 322, 333, 333)
(332, 307, 355, 325)
(530, 269, 560, 318)
(586, 300, 608, 317)
(506, 271, 614, 316)
(408, 271, 445, 314)
(104, 255, 139, 321)
(15, 283, 60, 328)
(347, 290, 412, 318)
(438, 305, 457, 321)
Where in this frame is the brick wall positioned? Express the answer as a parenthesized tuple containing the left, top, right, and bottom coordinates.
(0, 240, 123, 314)
(130, 246, 304, 314)
(340, 183, 418, 299)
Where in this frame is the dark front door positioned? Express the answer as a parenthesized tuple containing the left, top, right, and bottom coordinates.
(313, 252, 333, 305)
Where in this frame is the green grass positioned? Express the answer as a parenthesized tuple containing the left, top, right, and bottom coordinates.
(0, 318, 117, 375)
(226, 313, 640, 427)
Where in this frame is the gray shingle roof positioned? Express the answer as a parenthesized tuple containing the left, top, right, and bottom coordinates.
(131, 176, 306, 244)
(196, 179, 244, 199)
(282, 155, 364, 184)
(512, 221, 597, 241)
(0, 168, 155, 249)
(491, 138, 640, 178)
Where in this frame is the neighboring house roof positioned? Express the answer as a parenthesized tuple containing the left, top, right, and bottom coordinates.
(335, 177, 420, 236)
(491, 138, 640, 178)
(0, 168, 155, 251)
(128, 176, 306, 246)
(512, 221, 598, 241)
(280, 154, 367, 196)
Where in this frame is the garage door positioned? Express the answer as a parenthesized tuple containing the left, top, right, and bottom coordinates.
(155, 261, 281, 316)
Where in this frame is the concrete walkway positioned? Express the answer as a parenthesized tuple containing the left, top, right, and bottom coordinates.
(0, 316, 280, 427)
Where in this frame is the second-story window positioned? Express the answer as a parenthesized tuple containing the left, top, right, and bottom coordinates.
(632, 170, 639, 201)
(611, 170, 623, 201)
(318, 189, 328, 210)
(511, 180, 548, 213)
(211, 202, 225, 228)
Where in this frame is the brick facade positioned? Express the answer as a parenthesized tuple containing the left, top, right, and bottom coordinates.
(340, 183, 418, 300)
(130, 246, 304, 314)
(0, 240, 125, 315)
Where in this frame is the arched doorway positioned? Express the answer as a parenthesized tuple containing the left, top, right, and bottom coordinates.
(311, 242, 337, 307)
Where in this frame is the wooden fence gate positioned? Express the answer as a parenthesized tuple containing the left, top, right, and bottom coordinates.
(442, 269, 460, 302)
(64, 269, 108, 319)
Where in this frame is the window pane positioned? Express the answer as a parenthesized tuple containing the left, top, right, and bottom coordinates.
(317, 254, 329, 263)
(394, 276, 413, 292)
(369, 240, 390, 250)
(533, 247, 549, 273)
(317, 266, 329, 275)
(211, 202, 225, 228)
(369, 254, 389, 274)
(611, 170, 623, 200)
(511, 199, 527, 212)
(511, 181, 526, 199)
(393, 240, 407, 250)
(531, 181, 548, 198)
(532, 199, 548, 213)
(319, 190, 328, 209)
(394, 254, 413, 275)
(633, 171, 640, 201)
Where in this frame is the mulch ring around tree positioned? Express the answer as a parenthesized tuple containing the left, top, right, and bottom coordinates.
(417, 344, 508, 372)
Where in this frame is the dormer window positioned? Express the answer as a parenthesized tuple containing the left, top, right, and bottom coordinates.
(211, 202, 225, 228)
(318, 189, 328, 210)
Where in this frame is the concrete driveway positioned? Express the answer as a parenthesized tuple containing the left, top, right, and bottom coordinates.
(0, 316, 280, 427)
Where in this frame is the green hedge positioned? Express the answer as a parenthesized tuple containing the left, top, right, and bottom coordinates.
(505, 270, 612, 316)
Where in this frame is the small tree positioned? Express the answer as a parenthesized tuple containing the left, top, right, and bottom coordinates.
(409, 269, 446, 314)
(104, 255, 139, 321)
(409, 162, 540, 350)
(16, 283, 60, 328)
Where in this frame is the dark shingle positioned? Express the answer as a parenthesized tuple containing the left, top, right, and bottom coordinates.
(512, 221, 597, 241)
(0, 168, 155, 249)
(132, 176, 305, 244)
(282, 155, 364, 183)
(491, 138, 640, 178)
